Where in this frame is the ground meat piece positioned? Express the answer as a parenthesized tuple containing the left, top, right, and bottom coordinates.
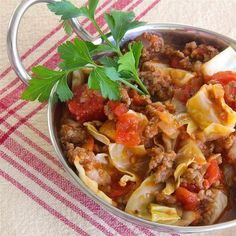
(163, 100, 176, 114)
(163, 45, 192, 70)
(222, 164, 236, 186)
(183, 41, 219, 62)
(226, 138, 236, 164)
(140, 69, 174, 101)
(68, 147, 96, 170)
(136, 32, 164, 62)
(145, 103, 165, 118)
(197, 141, 214, 158)
(181, 164, 208, 191)
(163, 42, 219, 71)
(64, 142, 76, 164)
(148, 147, 176, 183)
(144, 117, 159, 139)
(155, 192, 177, 206)
(60, 119, 87, 144)
(104, 103, 115, 120)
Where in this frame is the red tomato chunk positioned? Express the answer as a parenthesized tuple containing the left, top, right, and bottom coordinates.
(115, 112, 141, 147)
(206, 71, 236, 110)
(203, 159, 221, 189)
(68, 85, 106, 123)
(175, 187, 199, 211)
(107, 101, 128, 117)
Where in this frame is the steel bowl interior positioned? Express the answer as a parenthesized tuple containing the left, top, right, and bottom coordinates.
(48, 23, 236, 234)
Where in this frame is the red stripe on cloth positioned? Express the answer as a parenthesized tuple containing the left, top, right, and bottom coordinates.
(0, 169, 89, 236)
(136, 0, 161, 19)
(0, 101, 46, 145)
(0, 151, 114, 236)
(0, 101, 50, 143)
(0, 107, 61, 168)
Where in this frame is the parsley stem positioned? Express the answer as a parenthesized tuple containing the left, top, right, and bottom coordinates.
(134, 72, 149, 95)
(91, 19, 122, 56)
(119, 78, 144, 95)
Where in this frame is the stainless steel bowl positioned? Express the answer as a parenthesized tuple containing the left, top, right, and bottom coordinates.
(7, 0, 236, 233)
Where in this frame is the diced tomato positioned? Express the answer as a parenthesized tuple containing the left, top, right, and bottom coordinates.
(175, 187, 199, 211)
(206, 71, 236, 110)
(109, 182, 134, 199)
(107, 101, 128, 117)
(115, 112, 141, 147)
(68, 85, 106, 123)
(205, 71, 236, 84)
(203, 159, 221, 188)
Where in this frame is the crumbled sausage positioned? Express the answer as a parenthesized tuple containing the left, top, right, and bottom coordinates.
(148, 147, 176, 183)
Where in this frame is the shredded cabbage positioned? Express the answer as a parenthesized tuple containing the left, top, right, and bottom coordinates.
(177, 140, 206, 165)
(125, 175, 163, 219)
(150, 204, 180, 223)
(162, 178, 175, 195)
(203, 123, 235, 141)
(108, 143, 149, 186)
(74, 157, 116, 206)
(99, 120, 116, 140)
(175, 113, 198, 136)
(187, 84, 236, 130)
(84, 122, 110, 145)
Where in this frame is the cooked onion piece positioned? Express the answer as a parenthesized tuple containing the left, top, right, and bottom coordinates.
(202, 46, 236, 76)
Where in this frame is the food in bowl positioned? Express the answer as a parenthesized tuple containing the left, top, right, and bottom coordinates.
(58, 33, 236, 226)
(20, 0, 236, 227)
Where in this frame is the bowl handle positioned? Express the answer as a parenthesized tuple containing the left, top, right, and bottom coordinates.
(7, 0, 96, 85)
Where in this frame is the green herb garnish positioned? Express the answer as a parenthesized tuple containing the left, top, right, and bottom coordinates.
(21, 0, 147, 102)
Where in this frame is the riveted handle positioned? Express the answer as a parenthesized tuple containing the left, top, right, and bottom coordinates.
(7, 0, 96, 84)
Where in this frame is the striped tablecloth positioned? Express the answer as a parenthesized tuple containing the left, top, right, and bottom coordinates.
(1, 0, 236, 235)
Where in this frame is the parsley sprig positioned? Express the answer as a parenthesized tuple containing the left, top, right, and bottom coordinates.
(21, 0, 148, 102)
